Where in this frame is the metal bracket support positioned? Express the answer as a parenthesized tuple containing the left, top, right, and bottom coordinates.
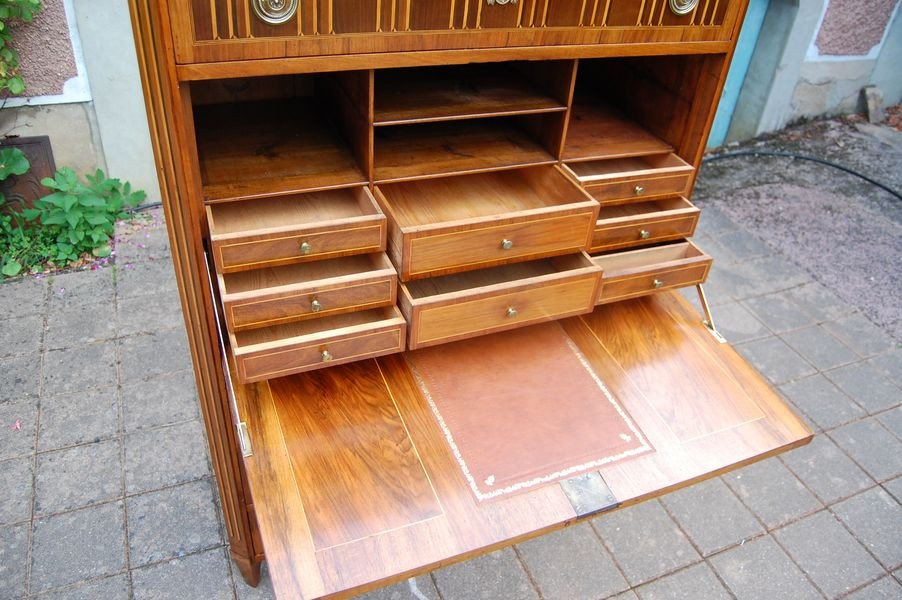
(696, 284, 727, 344)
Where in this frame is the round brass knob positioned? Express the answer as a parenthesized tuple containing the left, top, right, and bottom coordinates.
(653, 279, 664, 289)
(639, 229, 651, 240)
(501, 239, 514, 250)
(321, 349, 333, 362)
(299, 241, 312, 255)
(634, 185, 645, 195)
(311, 299, 322, 312)
(506, 307, 518, 318)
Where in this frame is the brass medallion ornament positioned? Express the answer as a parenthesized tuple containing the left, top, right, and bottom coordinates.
(669, 0, 699, 15)
(251, 0, 298, 25)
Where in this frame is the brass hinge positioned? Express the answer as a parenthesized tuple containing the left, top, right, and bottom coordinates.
(696, 284, 727, 344)
(237, 422, 253, 457)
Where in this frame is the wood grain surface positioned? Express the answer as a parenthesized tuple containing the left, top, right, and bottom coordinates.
(235, 291, 810, 599)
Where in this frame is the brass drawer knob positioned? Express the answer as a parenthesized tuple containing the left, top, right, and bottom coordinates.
(501, 239, 514, 250)
(321, 349, 333, 362)
(634, 185, 645, 195)
(506, 307, 519, 318)
(299, 241, 312, 255)
(653, 279, 665, 289)
(311, 299, 322, 312)
(639, 229, 651, 240)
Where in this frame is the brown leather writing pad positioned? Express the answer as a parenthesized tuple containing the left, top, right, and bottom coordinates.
(406, 322, 652, 501)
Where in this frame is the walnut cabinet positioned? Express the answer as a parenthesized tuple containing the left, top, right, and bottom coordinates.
(129, 1, 812, 598)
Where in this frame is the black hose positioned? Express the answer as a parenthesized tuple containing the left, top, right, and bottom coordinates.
(125, 201, 164, 213)
(703, 150, 902, 201)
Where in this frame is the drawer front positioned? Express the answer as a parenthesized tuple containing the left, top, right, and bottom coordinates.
(412, 276, 598, 349)
(597, 261, 712, 305)
(406, 212, 595, 280)
(237, 327, 405, 383)
(225, 278, 396, 332)
(591, 212, 700, 253)
(214, 223, 385, 274)
(171, 2, 740, 65)
(587, 173, 692, 205)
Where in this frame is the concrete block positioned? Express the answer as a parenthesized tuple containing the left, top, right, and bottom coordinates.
(863, 86, 885, 124)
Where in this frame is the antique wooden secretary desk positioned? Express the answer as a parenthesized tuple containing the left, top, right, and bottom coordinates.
(129, 1, 811, 597)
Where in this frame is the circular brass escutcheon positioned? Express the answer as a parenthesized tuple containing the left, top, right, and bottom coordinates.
(252, 0, 299, 25)
(669, 0, 699, 16)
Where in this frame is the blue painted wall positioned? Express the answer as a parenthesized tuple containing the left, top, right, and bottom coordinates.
(708, 0, 770, 148)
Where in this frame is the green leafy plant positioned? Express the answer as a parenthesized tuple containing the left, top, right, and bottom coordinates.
(20, 168, 146, 265)
(0, 0, 42, 95)
(0, 210, 54, 276)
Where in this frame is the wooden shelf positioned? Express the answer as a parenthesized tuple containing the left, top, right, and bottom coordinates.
(195, 99, 367, 201)
(233, 292, 812, 599)
(562, 102, 673, 162)
(374, 119, 555, 184)
(374, 65, 567, 126)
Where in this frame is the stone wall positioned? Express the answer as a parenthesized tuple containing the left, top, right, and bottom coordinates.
(1, 0, 160, 203)
(789, 0, 901, 122)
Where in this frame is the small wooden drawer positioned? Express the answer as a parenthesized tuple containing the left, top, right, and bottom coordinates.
(592, 240, 712, 305)
(217, 253, 398, 332)
(400, 253, 600, 349)
(207, 187, 386, 274)
(591, 197, 700, 252)
(564, 154, 694, 206)
(229, 306, 406, 384)
(374, 166, 599, 281)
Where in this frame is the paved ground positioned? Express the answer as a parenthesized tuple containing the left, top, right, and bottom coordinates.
(0, 115, 900, 600)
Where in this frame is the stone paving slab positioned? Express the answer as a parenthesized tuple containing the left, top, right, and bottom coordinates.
(0, 114, 900, 600)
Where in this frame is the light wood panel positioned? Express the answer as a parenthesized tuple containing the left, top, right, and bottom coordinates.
(562, 102, 673, 162)
(373, 118, 556, 183)
(234, 292, 811, 599)
(195, 98, 367, 201)
(373, 64, 567, 126)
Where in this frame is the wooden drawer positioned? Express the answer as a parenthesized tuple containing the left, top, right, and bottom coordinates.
(374, 166, 599, 281)
(217, 253, 397, 332)
(564, 154, 694, 206)
(400, 253, 600, 349)
(592, 241, 712, 305)
(229, 307, 406, 384)
(169, 1, 742, 66)
(207, 187, 386, 274)
(591, 197, 700, 253)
